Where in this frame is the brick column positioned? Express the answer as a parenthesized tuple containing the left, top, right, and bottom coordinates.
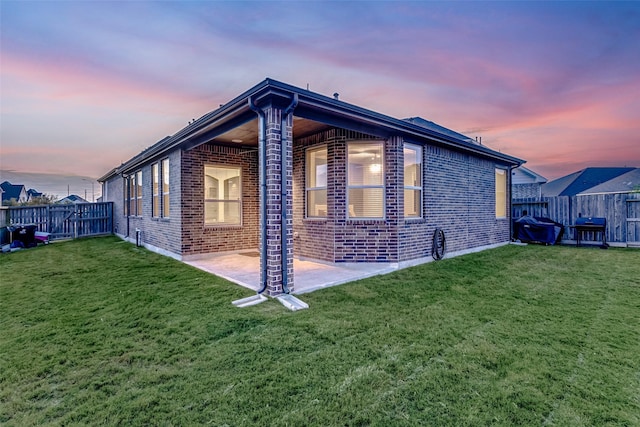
(385, 135, 403, 223)
(386, 135, 403, 260)
(263, 106, 294, 295)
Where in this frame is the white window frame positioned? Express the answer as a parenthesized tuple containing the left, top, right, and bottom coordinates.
(495, 168, 507, 218)
(404, 143, 422, 219)
(126, 173, 141, 217)
(305, 145, 328, 218)
(135, 170, 143, 217)
(204, 164, 242, 226)
(347, 140, 385, 220)
(152, 163, 160, 218)
(123, 178, 129, 216)
(161, 158, 170, 218)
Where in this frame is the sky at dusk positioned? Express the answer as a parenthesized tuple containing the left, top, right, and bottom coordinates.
(1, 1, 639, 184)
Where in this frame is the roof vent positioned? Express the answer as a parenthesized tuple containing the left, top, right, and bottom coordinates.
(333, 92, 339, 100)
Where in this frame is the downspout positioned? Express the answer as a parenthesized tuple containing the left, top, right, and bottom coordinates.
(280, 93, 298, 294)
(508, 165, 514, 241)
(248, 97, 268, 294)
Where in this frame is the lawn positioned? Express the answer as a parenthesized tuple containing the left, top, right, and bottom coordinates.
(1, 237, 639, 426)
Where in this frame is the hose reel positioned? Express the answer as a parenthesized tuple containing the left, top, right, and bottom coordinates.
(432, 228, 446, 261)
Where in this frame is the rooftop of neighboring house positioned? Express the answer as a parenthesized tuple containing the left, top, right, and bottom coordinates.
(577, 168, 640, 195)
(27, 188, 43, 198)
(512, 166, 547, 185)
(1, 180, 27, 202)
(58, 194, 88, 204)
(542, 167, 637, 197)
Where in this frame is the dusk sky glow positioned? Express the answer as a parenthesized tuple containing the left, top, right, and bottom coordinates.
(1, 1, 639, 181)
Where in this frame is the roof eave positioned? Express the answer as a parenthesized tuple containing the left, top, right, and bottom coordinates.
(113, 78, 523, 175)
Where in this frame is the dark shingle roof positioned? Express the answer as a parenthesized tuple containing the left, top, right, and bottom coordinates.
(578, 168, 640, 195)
(58, 194, 88, 204)
(542, 167, 636, 197)
(100, 78, 523, 181)
(402, 117, 477, 144)
(1, 181, 26, 202)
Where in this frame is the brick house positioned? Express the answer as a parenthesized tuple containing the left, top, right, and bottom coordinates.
(99, 79, 523, 296)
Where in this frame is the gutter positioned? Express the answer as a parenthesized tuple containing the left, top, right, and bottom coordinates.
(248, 96, 268, 295)
(110, 79, 522, 178)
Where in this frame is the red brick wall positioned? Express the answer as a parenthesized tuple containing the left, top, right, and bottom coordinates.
(293, 129, 398, 262)
(293, 129, 512, 263)
(180, 143, 259, 256)
(105, 150, 182, 256)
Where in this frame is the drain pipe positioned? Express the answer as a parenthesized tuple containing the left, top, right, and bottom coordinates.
(280, 93, 298, 294)
(248, 97, 268, 294)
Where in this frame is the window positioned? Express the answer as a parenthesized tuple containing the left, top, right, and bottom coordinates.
(135, 170, 142, 216)
(123, 178, 128, 216)
(347, 141, 384, 218)
(128, 175, 136, 216)
(204, 165, 241, 225)
(152, 160, 169, 218)
(162, 158, 170, 218)
(126, 171, 142, 216)
(404, 144, 422, 218)
(306, 145, 328, 218)
(495, 168, 507, 218)
(152, 163, 160, 217)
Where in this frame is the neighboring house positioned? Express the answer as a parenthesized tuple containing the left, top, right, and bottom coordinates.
(1, 181, 28, 205)
(58, 194, 88, 204)
(511, 166, 547, 199)
(27, 189, 43, 200)
(542, 167, 635, 197)
(99, 78, 523, 295)
(577, 168, 640, 195)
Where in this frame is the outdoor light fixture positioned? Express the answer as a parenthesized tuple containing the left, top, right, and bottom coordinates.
(231, 139, 243, 143)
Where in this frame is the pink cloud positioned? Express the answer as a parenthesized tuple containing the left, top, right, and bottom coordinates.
(1, 52, 210, 113)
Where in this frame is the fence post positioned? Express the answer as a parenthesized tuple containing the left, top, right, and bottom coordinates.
(0, 206, 8, 227)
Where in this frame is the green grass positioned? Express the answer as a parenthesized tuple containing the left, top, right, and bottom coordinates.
(1, 237, 639, 426)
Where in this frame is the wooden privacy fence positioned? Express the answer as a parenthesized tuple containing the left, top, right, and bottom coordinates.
(6, 202, 113, 241)
(513, 193, 640, 246)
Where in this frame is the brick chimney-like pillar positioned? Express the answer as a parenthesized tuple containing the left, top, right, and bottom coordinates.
(263, 106, 294, 295)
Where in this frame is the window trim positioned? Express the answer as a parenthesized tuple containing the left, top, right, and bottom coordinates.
(125, 171, 143, 217)
(204, 164, 242, 227)
(152, 163, 160, 218)
(123, 177, 128, 216)
(305, 144, 328, 219)
(346, 140, 385, 220)
(135, 170, 143, 217)
(495, 167, 507, 219)
(403, 143, 423, 219)
(128, 174, 134, 216)
(161, 158, 170, 218)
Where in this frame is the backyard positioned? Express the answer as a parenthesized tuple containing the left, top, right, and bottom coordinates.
(0, 236, 638, 426)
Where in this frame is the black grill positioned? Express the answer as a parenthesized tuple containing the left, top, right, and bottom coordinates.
(573, 217, 607, 247)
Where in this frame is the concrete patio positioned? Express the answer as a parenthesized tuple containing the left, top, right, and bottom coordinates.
(184, 251, 398, 295)
(183, 242, 508, 296)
